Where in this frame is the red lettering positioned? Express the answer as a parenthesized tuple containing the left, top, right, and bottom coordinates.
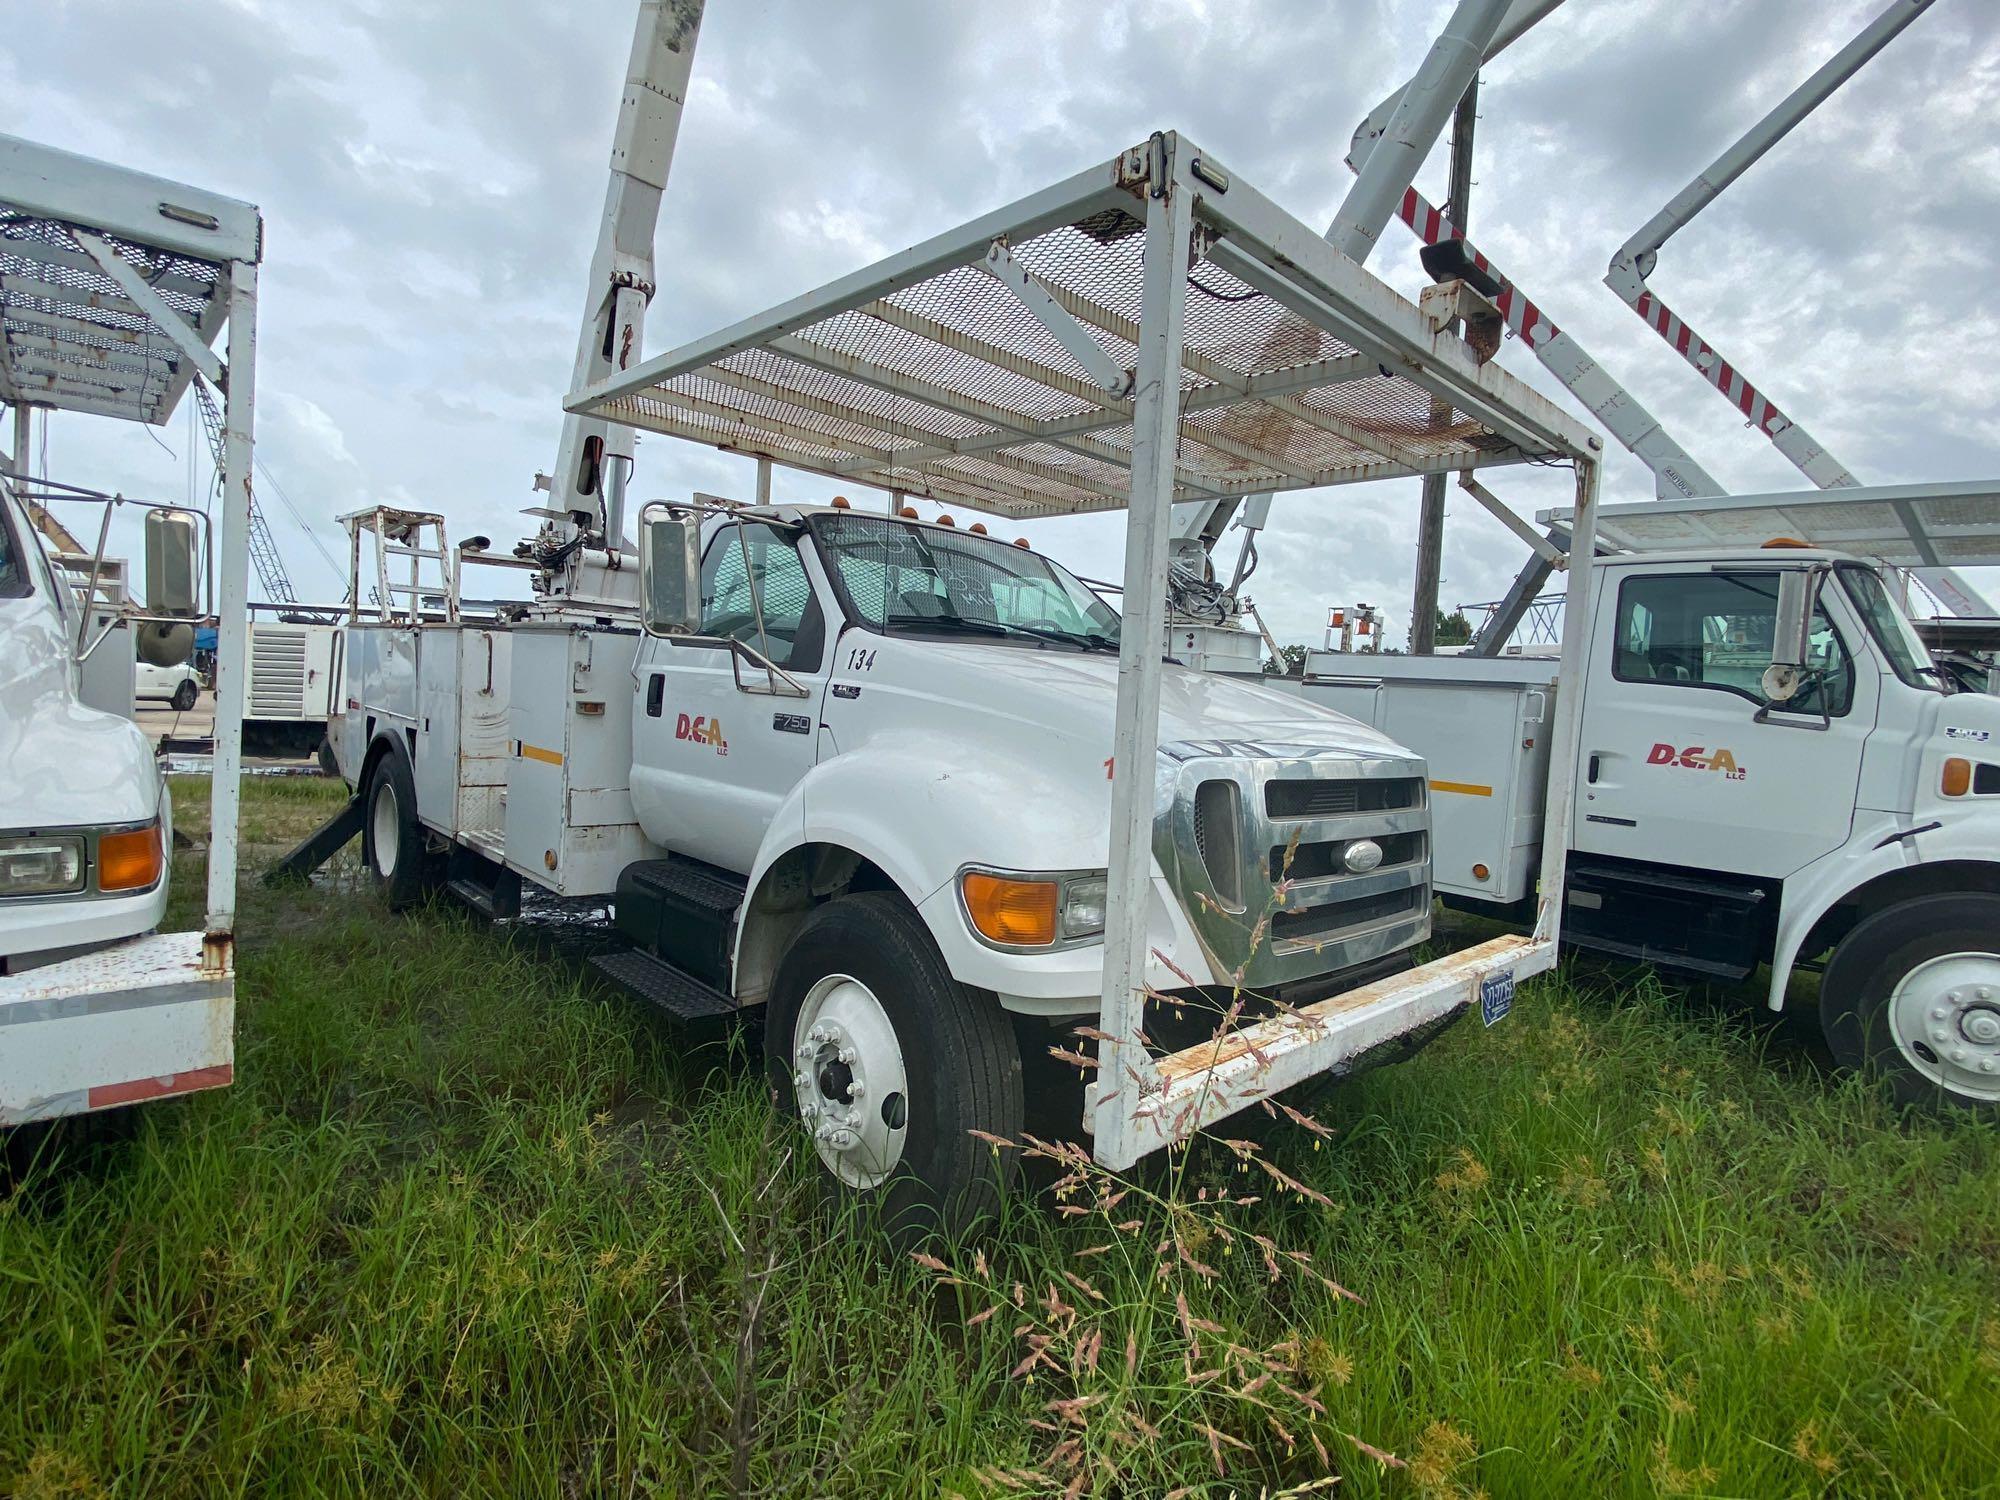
(675, 713, 691, 739)
(1647, 743, 1676, 764)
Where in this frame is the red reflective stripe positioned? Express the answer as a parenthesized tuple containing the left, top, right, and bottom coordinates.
(89, 1063, 233, 1108)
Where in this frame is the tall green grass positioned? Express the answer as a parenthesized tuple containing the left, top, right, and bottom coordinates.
(2, 778, 1995, 1497)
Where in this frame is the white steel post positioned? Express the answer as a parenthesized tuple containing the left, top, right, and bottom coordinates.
(1530, 455, 1599, 946)
(755, 456, 772, 505)
(8, 403, 29, 479)
(204, 263, 257, 958)
(1093, 150, 1194, 1172)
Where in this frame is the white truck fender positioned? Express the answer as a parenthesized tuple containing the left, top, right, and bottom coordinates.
(1766, 811, 1996, 1010)
(731, 732, 1220, 1008)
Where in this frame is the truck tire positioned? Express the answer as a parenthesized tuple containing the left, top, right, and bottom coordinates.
(362, 744, 432, 911)
(1819, 892, 2000, 1116)
(764, 892, 1023, 1236)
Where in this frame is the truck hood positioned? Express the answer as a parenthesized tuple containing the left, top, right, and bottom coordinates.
(919, 640, 1413, 761)
(0, 596, 162, 829)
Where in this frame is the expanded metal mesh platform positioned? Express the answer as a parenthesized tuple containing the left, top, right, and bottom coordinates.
(1552, 481, 2000, 569)
(0, 134, 258, 426)
(571, 132, 1597, 518)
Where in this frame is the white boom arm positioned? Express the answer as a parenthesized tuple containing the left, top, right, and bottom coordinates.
(543, 0, 704, 587)
(1327, 0, 1515, 267)
(1598, 0, 1988, 614)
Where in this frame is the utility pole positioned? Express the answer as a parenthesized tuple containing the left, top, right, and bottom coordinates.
(1410, 77, 1478, 655)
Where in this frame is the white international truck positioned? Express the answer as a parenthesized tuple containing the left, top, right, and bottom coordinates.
(301, 0, 1615, 1231)
(1293, 485, 2000, 1115)
(0, 135, 259, 1128)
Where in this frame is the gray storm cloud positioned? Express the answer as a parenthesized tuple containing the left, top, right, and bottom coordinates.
(8, 0, 1997, 639)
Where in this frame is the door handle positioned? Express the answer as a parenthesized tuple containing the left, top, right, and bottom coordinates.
(1587, 753, 1601, 784)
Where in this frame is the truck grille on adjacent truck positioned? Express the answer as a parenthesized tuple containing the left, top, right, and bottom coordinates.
(1157, 745, 1431, 990)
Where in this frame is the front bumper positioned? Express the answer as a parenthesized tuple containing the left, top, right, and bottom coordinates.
(0, 931, 234, 1125)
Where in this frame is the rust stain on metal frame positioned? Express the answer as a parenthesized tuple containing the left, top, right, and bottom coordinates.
(1154, 932, 1534, 1082)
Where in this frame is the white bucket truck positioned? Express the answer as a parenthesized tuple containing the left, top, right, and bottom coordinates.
(311, 1, 1607, 1229)
(0, 136, 259, 1126)
(1298, 483, 2000, 1115)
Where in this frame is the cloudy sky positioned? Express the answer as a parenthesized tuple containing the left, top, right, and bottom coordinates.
(9, 0, 1999, 648)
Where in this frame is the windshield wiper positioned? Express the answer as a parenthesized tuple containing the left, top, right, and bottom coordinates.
(880, 612, 1117, 652)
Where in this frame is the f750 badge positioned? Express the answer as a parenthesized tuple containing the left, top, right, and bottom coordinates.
(1647, 742, 1745, 780)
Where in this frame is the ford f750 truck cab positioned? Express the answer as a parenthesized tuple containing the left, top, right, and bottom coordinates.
(337, 502, 1445, 1225)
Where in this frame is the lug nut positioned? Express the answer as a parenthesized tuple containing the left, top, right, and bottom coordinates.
(1933, 1007, 1950, 1021)
(838, 1046, 857, 1064)
(848, 1080, 866, 1099)
(1952, 1047, 1968, 1063)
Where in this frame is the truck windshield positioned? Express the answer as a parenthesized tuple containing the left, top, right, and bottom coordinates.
(811, 512, 1121, 653)
(1837, 563, 1941, 693)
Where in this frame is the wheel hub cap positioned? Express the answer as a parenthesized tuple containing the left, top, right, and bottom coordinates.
(791, 973, 909, 1189)
(1890, 957, 2000, 1100)
(371, 783, 400, 877)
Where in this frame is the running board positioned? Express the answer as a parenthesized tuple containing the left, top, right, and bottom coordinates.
(588, 947, 739, 1024)
(1094, 934, 1546, 1166)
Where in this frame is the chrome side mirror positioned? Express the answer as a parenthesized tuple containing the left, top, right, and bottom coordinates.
(137, 508, 200, 666)
(1762, 567, 1823, 703)
(640, 511, 702, 635)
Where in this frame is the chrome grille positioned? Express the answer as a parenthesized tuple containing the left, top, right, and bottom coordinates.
(1156, 741, 1431, 988)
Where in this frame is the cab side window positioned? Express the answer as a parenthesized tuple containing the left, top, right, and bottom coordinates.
(700, 521, 824, 671)
(1613, 570, 1852, 716)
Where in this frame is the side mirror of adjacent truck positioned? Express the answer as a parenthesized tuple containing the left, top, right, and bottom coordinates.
(1762, 567, 1823, 704)
(137, 508, 201, 667)
(640, 512, 702, 635)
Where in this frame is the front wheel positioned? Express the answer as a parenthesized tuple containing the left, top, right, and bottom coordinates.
(1820, 892, 2000, 1116)
(765, 893, 1022, 1236)
(171, 679, 198, 711)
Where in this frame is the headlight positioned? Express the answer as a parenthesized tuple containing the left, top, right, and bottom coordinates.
(1060, 875, 1107, 940)
(0, 835, 86, 896)
(960, 868, 1108, 949)
(0, 821, 163, 898)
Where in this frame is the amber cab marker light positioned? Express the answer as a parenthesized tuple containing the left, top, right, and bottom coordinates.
(969, 522, 988, 535)
(830, 495, 851, 509)
(899, 506, 919, 519)
(97, 824, 163, 892)
(961, 872, 1058, 946)
(1013, 537, 1031, 548)
(937, 514, 956, 527)
(1942, 757, 1972, 797)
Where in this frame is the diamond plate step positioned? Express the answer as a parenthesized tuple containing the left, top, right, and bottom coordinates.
(625, 858, 746, 913)
(588, 947, 738, 1023)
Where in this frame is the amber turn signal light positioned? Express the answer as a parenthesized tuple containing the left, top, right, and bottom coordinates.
(98, 823, 164, 892)
(1942, 757, 1972, 797)
(961, 872, 1058, 946)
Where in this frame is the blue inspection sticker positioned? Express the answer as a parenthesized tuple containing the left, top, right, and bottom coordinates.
(1479, 969, 1515, 1027)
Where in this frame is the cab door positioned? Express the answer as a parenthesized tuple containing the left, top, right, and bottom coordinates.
(1574, 563, 1874, 879)
(631, 519, 831, 873)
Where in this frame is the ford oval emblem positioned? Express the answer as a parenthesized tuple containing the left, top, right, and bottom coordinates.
(1342, 838, 1384, 874)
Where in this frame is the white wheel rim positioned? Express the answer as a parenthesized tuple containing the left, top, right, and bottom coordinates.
(791, 972, 909, 1190)
(371, 780, 401, 879)
(1887, 950, 2000, 1102)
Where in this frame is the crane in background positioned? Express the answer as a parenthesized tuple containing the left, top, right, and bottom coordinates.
(1343, 0, 1988, 649)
